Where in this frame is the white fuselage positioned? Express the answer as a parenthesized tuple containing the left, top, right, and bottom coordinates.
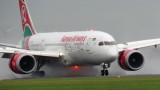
(22, 31, 119, 66)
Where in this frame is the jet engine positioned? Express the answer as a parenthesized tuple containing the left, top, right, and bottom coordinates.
(118, 50, 144, 71)
(9, 53, 37, 74)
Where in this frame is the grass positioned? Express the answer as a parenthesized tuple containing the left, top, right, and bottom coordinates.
(0, 76, 160, 90)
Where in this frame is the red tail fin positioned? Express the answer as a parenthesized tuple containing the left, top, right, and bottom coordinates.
(19, 0, 37, 38)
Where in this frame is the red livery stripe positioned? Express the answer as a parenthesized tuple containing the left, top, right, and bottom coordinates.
(25, 36, 31, 50)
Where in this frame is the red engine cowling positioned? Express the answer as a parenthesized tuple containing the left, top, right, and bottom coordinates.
(9, 53, 37, 74)
(118, 50, 144, 71)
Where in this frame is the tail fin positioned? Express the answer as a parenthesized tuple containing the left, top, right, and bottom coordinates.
(19, 0, 37, 38)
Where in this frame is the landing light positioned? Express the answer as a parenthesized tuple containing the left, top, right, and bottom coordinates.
(59, 53, 63, 56)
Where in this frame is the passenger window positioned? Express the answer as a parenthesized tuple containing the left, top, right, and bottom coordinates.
(99, 42, 104, 46)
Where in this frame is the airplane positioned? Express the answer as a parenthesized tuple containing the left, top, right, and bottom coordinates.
(1, 0, 160, 77)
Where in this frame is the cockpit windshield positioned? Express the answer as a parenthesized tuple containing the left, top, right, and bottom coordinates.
(104, 41, 116, 45)
(98, 41, 116, 46)
(98, 42, 104, 46)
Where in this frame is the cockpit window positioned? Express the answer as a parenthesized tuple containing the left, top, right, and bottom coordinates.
(105, 41, 116, 45)
(99, 41, 116, 46)
(104, 41, 110, 45)
(98, 42, 104, 46)
(110, 41, 116, 45)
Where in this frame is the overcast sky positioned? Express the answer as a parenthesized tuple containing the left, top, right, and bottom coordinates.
(1, 0, 160, 44)
(1, 0, 160, 79)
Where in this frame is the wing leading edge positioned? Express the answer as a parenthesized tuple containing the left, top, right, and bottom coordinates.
(0, 47, 62, 59)
(117, 38, 160, 52)
(0, 43, 21, 49)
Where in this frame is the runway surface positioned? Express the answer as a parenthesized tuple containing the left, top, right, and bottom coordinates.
(2, 74, 160, 80)
(1, 75, 160, 90)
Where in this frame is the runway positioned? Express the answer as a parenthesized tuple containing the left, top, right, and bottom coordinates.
(1, 75, 160, 90)
(3, 74, 160, 81)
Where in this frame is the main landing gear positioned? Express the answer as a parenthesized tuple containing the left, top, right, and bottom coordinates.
(31, 59, 45, 77)
(101, 63, 110, 76)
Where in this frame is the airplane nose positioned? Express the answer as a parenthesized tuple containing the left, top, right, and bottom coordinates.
(111, 50, 118, 57)
(110, 50, 118, 59)
(107, 46, 119, 62)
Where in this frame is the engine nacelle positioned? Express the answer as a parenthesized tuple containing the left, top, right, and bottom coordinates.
(9, 53, 37, 74)
(118, 50, 144, 71)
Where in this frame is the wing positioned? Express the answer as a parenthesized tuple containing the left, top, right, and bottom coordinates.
(0, 43, 22, 49)
(117, 38, 160, 52)
(0, 47, 62, 59)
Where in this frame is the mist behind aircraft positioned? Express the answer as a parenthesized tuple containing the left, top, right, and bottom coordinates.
(1, 0, 160, 79)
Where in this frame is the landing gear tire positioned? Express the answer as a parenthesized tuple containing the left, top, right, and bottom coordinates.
(101, 70, 109, 76)
(101, 63, 110, 76)
(105, 70, 109, 76)
(31, 71, 45, 78)
(101, 70, 105, 76)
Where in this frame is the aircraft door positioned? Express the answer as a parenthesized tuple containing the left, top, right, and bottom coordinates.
(86, 38, 96, 53)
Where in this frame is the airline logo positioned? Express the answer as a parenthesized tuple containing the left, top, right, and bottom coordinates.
(19, 0, 36, 38)
(21, 5, 26, 24)
(61, 36, 87, 42)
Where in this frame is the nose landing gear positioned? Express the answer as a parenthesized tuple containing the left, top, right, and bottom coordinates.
(101, 63, 110, 76)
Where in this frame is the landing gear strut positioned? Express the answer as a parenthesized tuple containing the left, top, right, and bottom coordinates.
(31, 59, 46, 77)
(101, 63, 110, 76)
